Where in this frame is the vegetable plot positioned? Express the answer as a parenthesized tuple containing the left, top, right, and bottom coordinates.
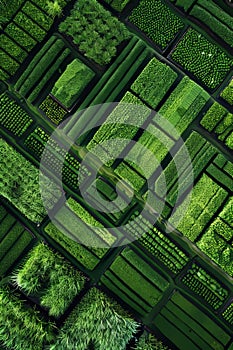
(221, 78, 233, 105)
(0, 93, 33, 136)
(171, 28, 232, 89)
(59, 0, 130, 65)
(129, 0, 184, 50)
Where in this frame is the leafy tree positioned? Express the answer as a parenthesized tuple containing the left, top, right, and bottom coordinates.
(46, 0, 63, 18)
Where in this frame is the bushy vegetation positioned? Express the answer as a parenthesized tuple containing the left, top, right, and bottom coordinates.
(222, 303, 233, 325)
(51, 59, 95, 108)
(0, 138, 61, 223)
(129, 0, 184, 50)
(0, 93, 33, 136)
(59, 0, 130, 65)
(221, 78, 233, 105)
(135, 332, 169, 350)
(14, 243, 86, 317)
(39, 95, 67, 125)
(104, 0, 131, 12)
(0, 286, 55, 350)
(171, 28, 232, 89)
(50, 288, 138, 349)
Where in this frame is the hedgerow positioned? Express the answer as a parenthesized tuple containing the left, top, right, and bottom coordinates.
(129, 0, 184, 50)
(171, 28, 232, 89)
(59, 0, 130, 65)
(14, 12, 46, 42)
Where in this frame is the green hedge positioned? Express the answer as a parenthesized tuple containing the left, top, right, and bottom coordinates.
(22, 2, 53, 31)
(14, 12, 46, 42)
(221, 79, 233, 105)
(129, 0, 184, 50)
(5, 22, 36, 52)
(0, 35, 27, 63)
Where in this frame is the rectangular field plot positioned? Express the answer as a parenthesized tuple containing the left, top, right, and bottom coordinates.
(171, 28, 232, 89)
(0, 205, 34, 276)
(0, 138, 61, 223)
(154, 292, 231, 350)
(101, 247, 169, 316)
(129, 0, 184, 50)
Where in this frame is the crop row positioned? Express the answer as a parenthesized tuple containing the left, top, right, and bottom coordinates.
(14, 243, 86, 317)
(123, 212, 189, 273)
(15, 37, 72, 102)
(190, 0, 233, 47)
(53, 199, 117, 251)
(44, 221, 107, 270)
(101, 247, 169, 317)
(59, 0, 130, 65)
(25, 127, 90, 189)
(0, 206, 34, 277)
(0, 138, 61, 223)
(0, 93, 33, 136)
(129, 0, 184, 50)
(64, 37, 151, 139)
(39, 95, 67, 125)
(200, 102, 233, 150)
(197, 198, 233, 277)
(221, 78, 233, 105)
(51, 58, 95, 109)
(182, 263, 228, 310)
(222, 302, 233, 325)
(171, 28, 232, 89)
(170, 173, 227, 242)
(154, 292, 231, 350)
(169, 0, 196, 12)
